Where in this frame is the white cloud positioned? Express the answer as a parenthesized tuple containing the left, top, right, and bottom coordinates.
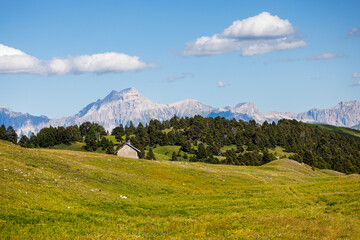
(222, 12, 294, 38)
(308, 53, 341, 60)
(167, 72, 194, 82)
(0, 44, 25, 56)
(353, 72, 360, 78)
(0, 44, 156, 75)
(183, 34, 241, 56)
(0, 44, 44, 74)
(348, 27, 360, 36)
(241, 38, 305, 56)
(182, 12, 306, 56)
(217, 81, 229, 88)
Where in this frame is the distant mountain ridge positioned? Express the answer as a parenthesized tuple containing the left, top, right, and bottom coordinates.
(0, 106, 50, 136)
(297, 101, 360, 128)
(1, 88, 359, 136)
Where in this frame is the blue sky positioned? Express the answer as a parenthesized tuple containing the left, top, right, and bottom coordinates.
(0, 0, 359, 118)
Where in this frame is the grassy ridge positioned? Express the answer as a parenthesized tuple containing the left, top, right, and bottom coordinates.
(1, 140, 360, 239)
(306, 123, 360, 138)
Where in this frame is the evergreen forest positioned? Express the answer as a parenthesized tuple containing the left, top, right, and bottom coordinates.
(2, 115, 360, 174)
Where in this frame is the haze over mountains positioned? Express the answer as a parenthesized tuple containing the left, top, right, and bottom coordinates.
(1, 87, 360, 136)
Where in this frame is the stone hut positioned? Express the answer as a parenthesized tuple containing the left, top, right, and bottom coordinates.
(114, 142, 141, 159)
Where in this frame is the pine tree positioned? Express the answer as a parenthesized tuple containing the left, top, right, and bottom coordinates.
(262, 149, 276, 164)
(106, 144, 114, 154)
(84, 134, 98, 151)
(224, 149, 237, 165)
(136, 122, 149, 146)
(180, 140, 192, 152)
(99, 137, 110, 150)
(137, 145, 145, 159)
(196, 143, 207, 159)
(66, 125, 82, 142)
(112, 124, 125, 142)
(0, 124, 7, 140)
(146, 148, 156, 160)
(171, 151, 177, 161)
(19, 135, 30, 148)
(6, 126, 18, 144)
(125, 121, 136, 135)
(29, 133, 38, 148)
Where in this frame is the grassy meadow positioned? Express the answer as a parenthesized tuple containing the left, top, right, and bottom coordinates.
(1, 140, 360, 239)
(306, 123, 360, 139)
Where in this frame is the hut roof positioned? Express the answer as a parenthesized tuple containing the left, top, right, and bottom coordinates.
(114, 142, 141, 154)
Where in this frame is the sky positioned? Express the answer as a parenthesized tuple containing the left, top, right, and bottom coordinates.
(0, 0, 359, 118)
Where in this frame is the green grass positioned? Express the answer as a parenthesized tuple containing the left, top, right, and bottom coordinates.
(152, 145, 181, 160)
(103, 135, 120, 144)
(52, 142, 110, 154)
(161, 128, 185, 134)
(220, 145, 294, 159)
(220, 145, 237, 152)
(268, 146, 295, 158)
(306, 123, 360, 138)
(52, 142, 87, 152)
(162, 127, 174, 133)
(1, 140, 360, 239)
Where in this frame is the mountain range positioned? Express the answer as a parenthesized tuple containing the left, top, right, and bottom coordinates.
(1, 87, 360, 136)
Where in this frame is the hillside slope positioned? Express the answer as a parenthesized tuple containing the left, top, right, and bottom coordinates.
(0, 141, 359, 239)
(306, 123, 360, 139)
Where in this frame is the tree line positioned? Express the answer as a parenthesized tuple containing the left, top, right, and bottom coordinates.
(1, 115, 360, 174)
(0, 125, 18, 144)
(111, 116, 360, 174)
(0, 122, 114, 153)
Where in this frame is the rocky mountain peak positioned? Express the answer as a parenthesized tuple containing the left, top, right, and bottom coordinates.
(333, 100, 359, 110)
(0, 88, 359, 136)
(103, 87, 141, 103)
(235, 102, 257, 109)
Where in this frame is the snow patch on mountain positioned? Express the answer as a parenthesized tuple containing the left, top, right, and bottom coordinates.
(170, 98, 214, 117)
(0, 106, 50, 136)
(297, 100, 360, 127)
(1, 88, 359, 137)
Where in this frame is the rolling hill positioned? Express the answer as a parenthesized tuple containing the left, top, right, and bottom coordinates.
(1, 140, 359, 239)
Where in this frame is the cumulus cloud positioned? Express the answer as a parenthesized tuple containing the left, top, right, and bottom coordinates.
(348, 27, 360, 36)
(308, 53, 342, 60)
(0, 44, 43, 74)
(182, 12, 306, 56)
(0, 44, 156, 75)
(167, 72, 194, 82)
(222, 12, 294, 38)
(217, 81, 229, 88)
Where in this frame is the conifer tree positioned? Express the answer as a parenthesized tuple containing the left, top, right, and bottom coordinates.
(146, 148, 156, 160)
(0, 124, 7, 140)
(19, 135, 30, 148)
(29, 133, 38, 148)
(171, 151, 177, 161)
(196, 143, 207, 159)
(106, 144, 114, 154)
(6, 126, 18, 144)
(112, 124, 125, 142)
